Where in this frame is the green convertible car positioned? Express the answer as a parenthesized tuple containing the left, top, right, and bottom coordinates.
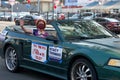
(0, 20, 120, 80)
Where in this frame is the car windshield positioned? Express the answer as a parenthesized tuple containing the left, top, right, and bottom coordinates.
(105, 18, 119, 22)
(82, 12, 93, 17)
(57, 20, 113, 41)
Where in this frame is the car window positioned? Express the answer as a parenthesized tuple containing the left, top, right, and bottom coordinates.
(82, 12, 93, 17)
(57, 20, 113, 41)
(105, 18, 119, 22)
(13, 25, 57, 38)
(94, 18, 99, 22)
(97, 19, 106, 22)
(26, 16, 33, 19)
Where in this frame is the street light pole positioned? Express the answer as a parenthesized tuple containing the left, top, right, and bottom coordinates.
(9, 0, 15, 21)
(38, 0, 40, 15)
(53, 0, 54, 20)
(11, 5, 13, 21)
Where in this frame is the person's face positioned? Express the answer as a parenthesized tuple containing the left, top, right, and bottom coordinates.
(38, 21, 44, 25)
(37, 21, 45, 30)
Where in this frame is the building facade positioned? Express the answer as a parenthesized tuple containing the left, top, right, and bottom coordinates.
(24, 0, 53, 13)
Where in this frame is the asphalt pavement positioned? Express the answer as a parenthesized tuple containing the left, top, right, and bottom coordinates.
(0, 57, 62, 80)
(0, 21, 15, 32)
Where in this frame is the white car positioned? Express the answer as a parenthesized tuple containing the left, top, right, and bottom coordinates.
(81, 12, 100, 20)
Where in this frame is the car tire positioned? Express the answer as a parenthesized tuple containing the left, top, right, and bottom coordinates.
(69, 58, 97, 80)
(5, 46, 19, 72)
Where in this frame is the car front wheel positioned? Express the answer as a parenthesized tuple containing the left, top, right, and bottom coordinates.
(5, 46, 19, 72)
(70, 58, 97, 80)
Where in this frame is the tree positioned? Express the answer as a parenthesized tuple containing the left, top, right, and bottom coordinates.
(16, 0, 23, 2)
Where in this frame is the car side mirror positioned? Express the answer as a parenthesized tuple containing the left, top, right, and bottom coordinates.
(46, 35, 58, 44)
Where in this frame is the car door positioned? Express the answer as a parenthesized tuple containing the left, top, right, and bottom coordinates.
(21, 35, 55, 70)
(21, 27, 69, 76)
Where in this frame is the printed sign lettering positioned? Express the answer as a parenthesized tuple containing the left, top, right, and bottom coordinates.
(31, 43, 47, 63)
(48, 46, 63, 63)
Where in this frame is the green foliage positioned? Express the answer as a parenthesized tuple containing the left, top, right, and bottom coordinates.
(16, 0, 23, 2)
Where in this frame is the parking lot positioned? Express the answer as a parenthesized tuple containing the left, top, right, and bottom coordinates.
(0, 21, 15, 32)
(0, 57, 63, 80)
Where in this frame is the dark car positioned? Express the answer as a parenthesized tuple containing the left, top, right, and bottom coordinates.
(15, 15, 42, 25)
(0, 14, 11, 21)
(1, 20, 120, 80)
(93, 17, 120, 34)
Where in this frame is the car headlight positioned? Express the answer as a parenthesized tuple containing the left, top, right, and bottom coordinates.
(108, 59, 120, 67)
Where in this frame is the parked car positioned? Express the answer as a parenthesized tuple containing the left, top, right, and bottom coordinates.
(1, 20, 120, 80)
(15, 15, 43, 25)
(0, 12, 17, 21)
(58, 13, 65, 20)
(93, 17, 120, 34)
(66, 13, 81, 20)
(0, 14, 11, 21)
(43, 12, 58, 20)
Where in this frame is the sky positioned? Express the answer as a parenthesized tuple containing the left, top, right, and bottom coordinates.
(64, 0, 118, 6)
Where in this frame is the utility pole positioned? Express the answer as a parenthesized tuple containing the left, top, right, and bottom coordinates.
(0, 0, 1, 7)
(38, 0, 40, 15)
(53, 0, 55, 20)
(9, 0, 15, 21)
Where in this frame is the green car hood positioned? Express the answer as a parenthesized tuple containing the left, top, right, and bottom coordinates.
(73, 37, 120, 49)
